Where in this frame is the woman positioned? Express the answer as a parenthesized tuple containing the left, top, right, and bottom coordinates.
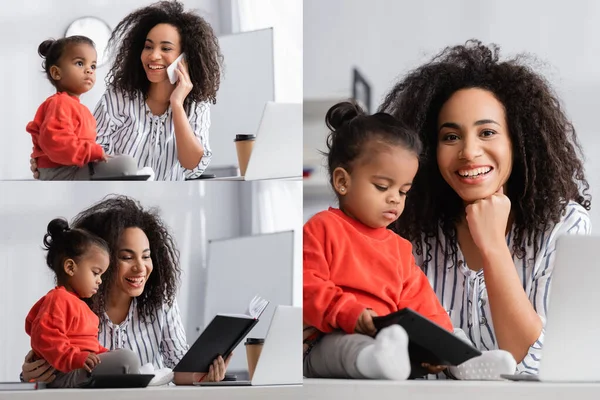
(21, 196, 229, 384)
(31, 1, 222, 180)
(379, 40, 592, 376)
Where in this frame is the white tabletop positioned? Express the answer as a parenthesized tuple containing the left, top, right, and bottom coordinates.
(0, 385, 302, 400)
(5, 379, 600, 399)
(302, 378, 600, 400)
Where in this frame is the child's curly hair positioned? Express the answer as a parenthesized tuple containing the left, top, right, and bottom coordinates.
(106, 0, 222, 105)
(379, 39, 591, 261)
(72, 195, 181, 324)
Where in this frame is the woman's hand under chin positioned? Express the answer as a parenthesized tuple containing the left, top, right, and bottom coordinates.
(465, 185, 511, 257)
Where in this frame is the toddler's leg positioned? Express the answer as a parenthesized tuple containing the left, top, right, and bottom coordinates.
(47, 369, 89, 388)
(448, 329, 517, 380)
(92, 349, 141, 375)
(38, 166, 79, 181)
(304, 325, 410, 380)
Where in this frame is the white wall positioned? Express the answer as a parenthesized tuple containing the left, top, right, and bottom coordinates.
(234, 0, 303, 103)
(0, 181, 301, 381)
(0, 0, 222, 180)
(304, 0, 600, 227)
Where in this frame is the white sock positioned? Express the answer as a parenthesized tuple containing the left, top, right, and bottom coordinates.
(355, 325, 410, 380)
(449, 349, 517, 380)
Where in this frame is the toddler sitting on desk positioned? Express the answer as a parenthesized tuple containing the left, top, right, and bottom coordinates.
(26, 36, 144, 180)
(303, 102, 517, 380)
(25, 218, 140, 387)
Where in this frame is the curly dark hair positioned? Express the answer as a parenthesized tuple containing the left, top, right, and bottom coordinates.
(71, 195, 181, 324)
(106, 0, 222, 105)
(379, 39, 591, 261)
(323, 100, 422, 194)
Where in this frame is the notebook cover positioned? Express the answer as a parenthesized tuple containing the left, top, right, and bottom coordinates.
(372, 308, 481, 375)
(0, 382, 45, 391)
(173, 315, 258, 372)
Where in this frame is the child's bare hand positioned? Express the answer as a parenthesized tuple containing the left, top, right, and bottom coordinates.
(355, 309, 378, 337)
(83, 353, 101, 372)
(100, 150, 109, 162)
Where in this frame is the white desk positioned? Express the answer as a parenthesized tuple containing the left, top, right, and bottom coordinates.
(303, 379, 600, 400)
(208, 176, 302, 181)
(0, 385, 302, 400)
(4, 380, 600, 399)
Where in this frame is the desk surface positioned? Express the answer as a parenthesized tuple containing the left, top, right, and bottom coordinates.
(303, 379, 600, 400)
(0, 385, 302, 400)
(208, 176, 302, 181)
(5, 379, 600, 400)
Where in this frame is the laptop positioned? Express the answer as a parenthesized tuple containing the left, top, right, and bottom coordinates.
(195, 305, 302, 386)
(211, 102, 302, 181)
(502, 235, 600, 382)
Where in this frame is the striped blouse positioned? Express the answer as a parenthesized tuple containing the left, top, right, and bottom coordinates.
(412, 201, 591, 377)
(98, 298, 189, 370)
(93, 88, 212, 181)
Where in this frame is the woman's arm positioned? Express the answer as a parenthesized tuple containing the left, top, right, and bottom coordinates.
(466, 188, 541, 362)
(171, 103, 205, 170)
(480, 243, 542, 363)
(468, 191, 591, 363)
(182, 103, 212, 179)
(515, 204, 591, 373)
(170, 59, 207, 171)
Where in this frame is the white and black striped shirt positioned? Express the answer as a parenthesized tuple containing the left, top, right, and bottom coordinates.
(94, 88, 212, 181)
(98, 298, 189, 369)
(413, 201, 591, 377)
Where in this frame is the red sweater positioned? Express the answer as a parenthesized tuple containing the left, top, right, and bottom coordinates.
(304, 208, 453, 334)
(26, 92, 104, 168)
(25, 286, 107, 373)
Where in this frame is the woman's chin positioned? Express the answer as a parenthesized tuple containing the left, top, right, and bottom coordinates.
(120, 282, 146, 297)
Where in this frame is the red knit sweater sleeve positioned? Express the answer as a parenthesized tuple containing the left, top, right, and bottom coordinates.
(303, 216, 366, 334)
(37, 96, 104, 167)
(397, 241, 453, 332)
(29, 293, 90, 373)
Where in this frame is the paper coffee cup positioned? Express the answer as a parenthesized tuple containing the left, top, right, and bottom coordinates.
(234, 134, 256, 176)
(244, 337, 264, 380)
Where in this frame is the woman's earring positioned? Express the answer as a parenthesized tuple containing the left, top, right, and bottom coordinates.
(340, 187, 346, 193)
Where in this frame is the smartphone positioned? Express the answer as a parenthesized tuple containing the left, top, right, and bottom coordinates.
(167, 53, 186, 84)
